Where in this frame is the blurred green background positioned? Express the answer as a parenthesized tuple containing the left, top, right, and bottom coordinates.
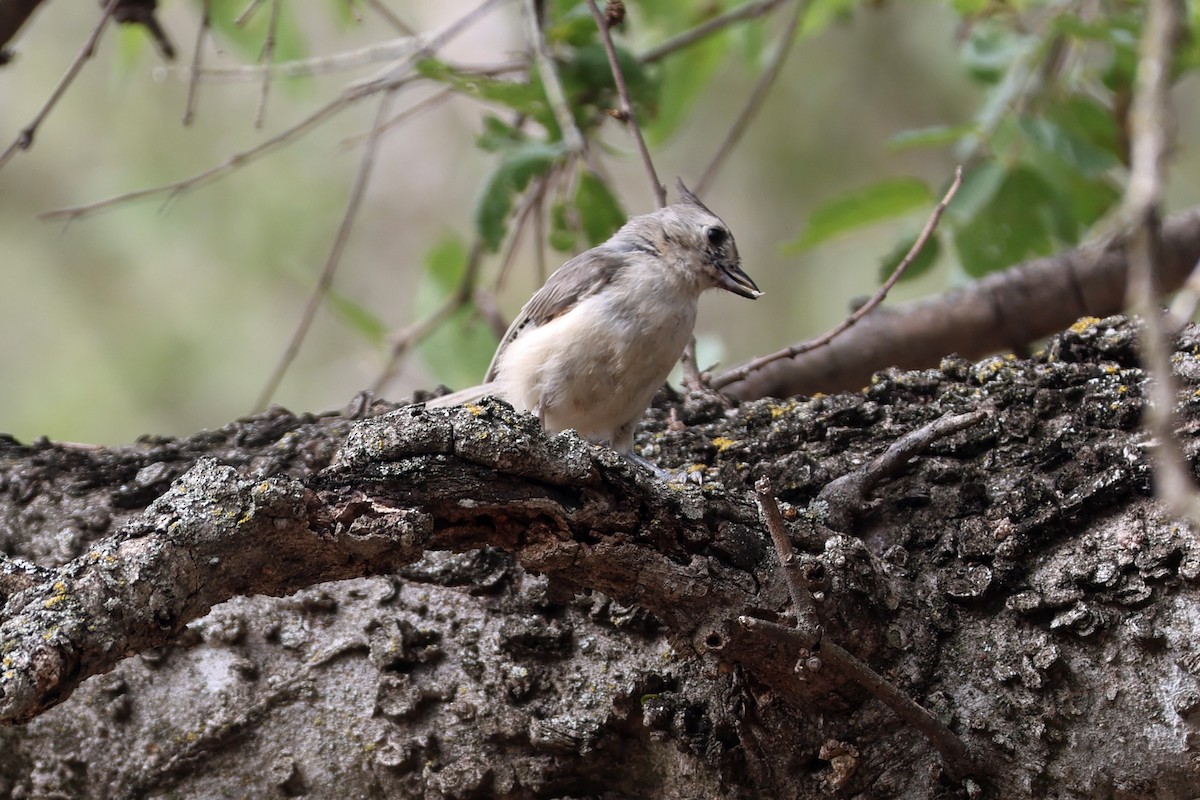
(1, 1, 1197, 445)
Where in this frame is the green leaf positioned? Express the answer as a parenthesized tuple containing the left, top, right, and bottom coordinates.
(784, 178, 934, 252)
(476, 141, 570, 251)
(960, 20, 1032, 84)
(1044, 95, 1123, 168)
(574, 172, 626, 246)
(952, 166, 1064, 277)
(417, 58, 549, 121)
(888, 124, 978, 152)
(424, 235, 472, 294)
(414, 235, 498, 388)
(1016, 116, 1120, 177)
(877, 233, 942, 284)
(327, 291, 388, 348)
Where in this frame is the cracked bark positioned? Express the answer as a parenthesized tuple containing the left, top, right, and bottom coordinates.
(2, 316, 1200, 799)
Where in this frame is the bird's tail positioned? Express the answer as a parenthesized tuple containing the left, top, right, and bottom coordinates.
(423, 383, 496, 408)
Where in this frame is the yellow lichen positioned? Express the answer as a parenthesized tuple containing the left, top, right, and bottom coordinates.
(711, 436, 736, 452)
(1069, 316, 1102, 333)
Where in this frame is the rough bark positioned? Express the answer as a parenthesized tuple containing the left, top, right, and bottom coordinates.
(2, 316, 1200, 799)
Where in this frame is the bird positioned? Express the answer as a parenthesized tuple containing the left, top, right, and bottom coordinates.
(427, 181, 761, 455)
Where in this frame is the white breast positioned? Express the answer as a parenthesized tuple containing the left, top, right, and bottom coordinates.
(494, 281, 698, 451)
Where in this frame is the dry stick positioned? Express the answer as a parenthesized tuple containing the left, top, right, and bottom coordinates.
(523, 0, 585, 155)
(254, 91, 397, 412)
(640, 0, 789, 64)
(182, 0, 211, 126)
(695, 0, 804, 196)
(739, 617, 981, 780)
(338, 87, 454, 150)
(254, 0, 283, 129)
(585, 0, 666, 208)
(1123, 0, 1200, 522)
(495, 169, 557, 293)
(817, 409, 988, 532)
(364, 0, 417, 36)
(747, 475, 984, 781)
(235, 0, 267, 27)
(712, 165, 964, 391)
(1166, 255, 1200, 325)
(371, 242, 486, 395)
(0, 0, 120, 171)
(43, 88, 364, 221)
(42, 0, 500, 222)
(753, 477, 820, 643)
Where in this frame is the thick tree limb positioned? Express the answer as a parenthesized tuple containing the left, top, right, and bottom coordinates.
(0, 401, 764, 724)
(726, 207, 1200, 400)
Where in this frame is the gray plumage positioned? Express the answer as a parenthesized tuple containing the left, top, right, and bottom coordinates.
(428, 182, 760, 453)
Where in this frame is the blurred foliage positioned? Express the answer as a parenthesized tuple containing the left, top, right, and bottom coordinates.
(3, 0, 1200, 439)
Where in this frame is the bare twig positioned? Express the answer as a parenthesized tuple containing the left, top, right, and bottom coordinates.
(338, 87, 454, 150)
(640, 0, 789, 64)
(43, 1, 500, 221)
(254, 90, 398, 412)
(235, 0, 267, 27)
(817, 409, 988, 532)
(1123, 0, 1199, 522)
(364, 0, 417, 36)
(254, 0, 283, 129)
(695, 0, 804, 196)
(681, 338, 705, 390)
(0, 0, 119, 171)
(753, 477, 820, 643)
(182, 0, 211, 126)
(170, 36, 426, 82)
(371, 242, 486, 395)
(522, 0, 585, 154)
(712, 166, 963, 390)
(495, 170, 557, 292)
(585, 0, 665, 208)
(1166, 256, 1200, 325)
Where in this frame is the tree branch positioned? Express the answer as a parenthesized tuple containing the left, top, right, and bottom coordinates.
(724, 206, 1200, 400)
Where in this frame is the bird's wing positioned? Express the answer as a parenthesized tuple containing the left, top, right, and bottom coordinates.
(484, 246, 629, 382)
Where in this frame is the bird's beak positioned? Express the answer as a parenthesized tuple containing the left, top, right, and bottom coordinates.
(716, 262, 762, 299)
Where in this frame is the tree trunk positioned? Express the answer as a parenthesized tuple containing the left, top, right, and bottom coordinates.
(2, 315, 1198, 799)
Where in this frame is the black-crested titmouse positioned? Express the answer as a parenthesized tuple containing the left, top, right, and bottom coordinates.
(427, 182, 761, 452)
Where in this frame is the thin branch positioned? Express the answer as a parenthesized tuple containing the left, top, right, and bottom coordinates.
(712, 166, 963, 390)
(522, 0, 585, 154)
(817, 409, 989, 532)
(43, 1, 502, 222)
(494, 169, 557, 293)
(254, 0, 283, 129)
(695, 0, 804, 196)
(753, 477, 821, 643)
(254, 90, 398, 412)
(43, 88, 366, 221)
(1123, 0, 1199, 522)
(364, 0, 417, 36)
(182, 0, 211, 126)
(585, 0, 665, 208)
(338, 87, 454, 150)
(640, 0, 789, 64)
(170, 36, 425, 82)
(0, 0, 119, 171)
(370, 242, 486, 395)
(235, 0, 267, 27)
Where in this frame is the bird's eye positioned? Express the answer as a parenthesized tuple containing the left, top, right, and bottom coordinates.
(705, 227, 728, 247)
